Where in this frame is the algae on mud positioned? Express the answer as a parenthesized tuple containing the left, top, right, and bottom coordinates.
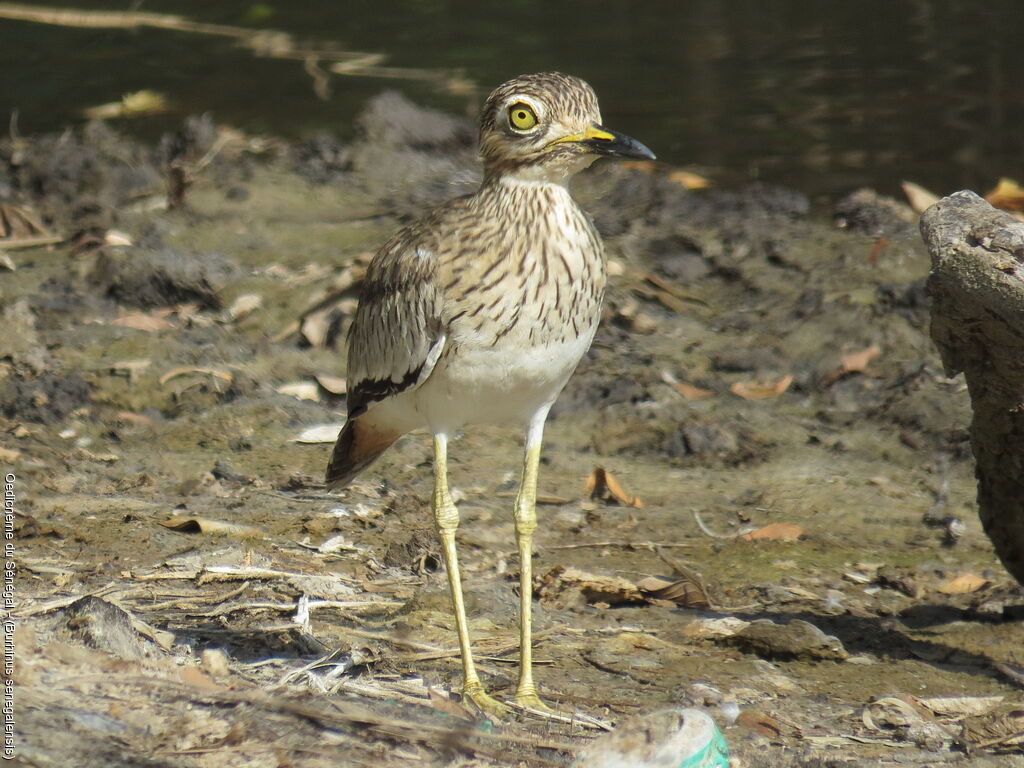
(1, 96, 1022, 767)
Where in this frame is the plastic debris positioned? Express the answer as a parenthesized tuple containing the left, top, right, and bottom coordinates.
(574, 708, 729, 768)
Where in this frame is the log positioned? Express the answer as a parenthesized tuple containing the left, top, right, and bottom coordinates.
(921, 191, 1024, 584)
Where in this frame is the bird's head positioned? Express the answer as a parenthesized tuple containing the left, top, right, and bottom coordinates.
(478, 72, 655, 183)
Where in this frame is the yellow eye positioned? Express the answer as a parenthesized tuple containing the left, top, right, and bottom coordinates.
(508, 103, 538, 131)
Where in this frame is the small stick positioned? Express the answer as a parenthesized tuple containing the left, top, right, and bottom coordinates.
(691, 509, 737, 539)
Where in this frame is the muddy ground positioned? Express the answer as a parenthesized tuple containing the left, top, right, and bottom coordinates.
(2, 93, 1022, 768)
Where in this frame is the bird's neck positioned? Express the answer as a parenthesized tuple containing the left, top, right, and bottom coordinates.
(481, 154, 596, 190)
(482, 168, 570, 191)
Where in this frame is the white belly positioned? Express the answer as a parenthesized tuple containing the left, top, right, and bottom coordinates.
(373, 329, 594, 434)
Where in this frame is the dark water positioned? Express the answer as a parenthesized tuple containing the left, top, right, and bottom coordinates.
(2, 0, 1023, 203)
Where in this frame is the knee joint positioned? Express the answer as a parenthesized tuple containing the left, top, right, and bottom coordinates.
(434, 499, 460, 534)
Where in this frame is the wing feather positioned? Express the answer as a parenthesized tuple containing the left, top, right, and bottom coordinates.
(345, 230, 445, 420)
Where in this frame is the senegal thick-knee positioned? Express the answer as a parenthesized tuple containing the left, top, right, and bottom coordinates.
(326, 71, 654, 715)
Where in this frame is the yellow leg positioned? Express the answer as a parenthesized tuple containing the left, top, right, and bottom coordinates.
(432, 433, 510, 718)
(512, 418, 554, 711)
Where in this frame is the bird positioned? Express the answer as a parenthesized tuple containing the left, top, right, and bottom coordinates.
(325, 72, 654, 716)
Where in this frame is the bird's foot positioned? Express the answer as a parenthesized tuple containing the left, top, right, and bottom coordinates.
(514, 688, 557, 714)
(512, 692, 610, 729)
(463, 683, 512, 719)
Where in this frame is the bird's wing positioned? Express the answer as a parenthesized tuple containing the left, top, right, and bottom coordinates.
(345, 227, 446, 420)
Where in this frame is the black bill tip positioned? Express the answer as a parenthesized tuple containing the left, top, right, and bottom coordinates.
(583, 124, 656, 161)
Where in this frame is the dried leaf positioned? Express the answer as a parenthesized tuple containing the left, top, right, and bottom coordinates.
(111, 313, 174, 332)
(585, 466, 643, 508)
(160, 516, 264, 538)
(78, 448, 120, 463)
(666, 169, 711, 189)
(104, 229, 133, 247)
(293, 424, 343, 444)
(315, 374, 348, 395)
(841, 345, 881, 373)
(916, 695, 1004, 718)
(985, 177, 1024, 212)
(960, 704, 1024, 751)
(742, 523, 805, 541)
(0, 445, 21, 462)
(0, 203, 53, 239)
(676, 381, 714, 400)
(618, 160, 658, 175)
(179, 665, 226, 692)
(673, 381, 714, 400)
(537, 565, 645, 605)
(276, 381, 321, 402)
(634, 286, 691, 314)
(300, 311, 332, 347)
(661, 370, 713, 399)
(737, 709, 784, 738)
(116, 411, 155, 426)
(730, 374, 793, 401)
(636, 575, 711, 608)
(159, 367, 233, 386)
(318, 534, 359, 553)
(131, 615, 175, 652)
(536, 493, 572, 505)
(643, 273, 708, 306)
(428, 688, 473, 718)
(81, 90, 170, 120)
(862, 699, 921, 735)
(901, 181, 940, 214)
(937, 572, 990, 595)
(227, 293, 262, 321)
(682, 616, 750, 639)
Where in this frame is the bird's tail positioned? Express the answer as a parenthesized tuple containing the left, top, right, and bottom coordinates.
(324, 417, 400, 488)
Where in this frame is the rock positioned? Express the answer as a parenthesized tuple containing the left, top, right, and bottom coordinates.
(726, 619, 848, 661)
(53, 597, 160, 660)
(90, 245, 230, 310)
(834, 187, 917, 236)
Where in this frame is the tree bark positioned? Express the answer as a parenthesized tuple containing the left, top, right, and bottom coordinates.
(922, 190, 1024, 584)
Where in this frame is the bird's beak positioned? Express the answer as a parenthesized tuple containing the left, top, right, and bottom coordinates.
(553, 123, 656, 161)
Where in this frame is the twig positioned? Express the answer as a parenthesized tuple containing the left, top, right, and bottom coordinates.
(332, 678, 432, 706)
(691, 509, 737, 539)
(131, 581, 251, 612)
(14, 581, 122, 617)
(187, 598, 402, 618)
(0, 3, 471, 91)
(339, 627, 450, 653)
(972, 729, 1024, 751)
(276, 647, 363, 692)
(0, 234, 64, 250)
(545, 540, 694, 551)
(198, 564, 359, 583)
(993, 661, 1024, 688)
(57, 674, 586, 755)
(303, 56, 331, 100)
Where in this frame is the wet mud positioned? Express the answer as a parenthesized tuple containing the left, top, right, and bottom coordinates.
(2, 93, 1022, 766)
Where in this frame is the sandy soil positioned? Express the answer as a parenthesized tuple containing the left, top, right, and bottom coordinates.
(2, 94, 1022, 767)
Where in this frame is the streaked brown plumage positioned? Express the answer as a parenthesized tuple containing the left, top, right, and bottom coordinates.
(326, 72, 654, 716)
